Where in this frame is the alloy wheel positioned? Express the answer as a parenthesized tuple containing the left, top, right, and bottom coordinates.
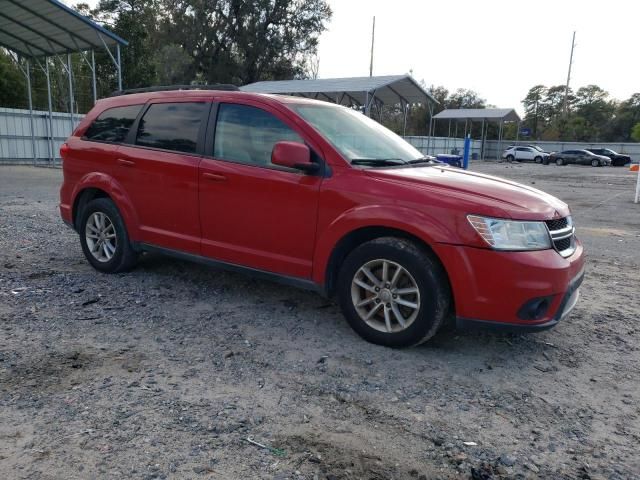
(351, 259, 421, 333)
(85, 212, 117, 262)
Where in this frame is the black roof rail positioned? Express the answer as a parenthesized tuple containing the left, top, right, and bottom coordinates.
(110, 84, 240, 97)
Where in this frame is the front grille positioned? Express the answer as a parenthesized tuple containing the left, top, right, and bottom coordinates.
(545, 218, 568, 231)
(545, 217, 575, 257)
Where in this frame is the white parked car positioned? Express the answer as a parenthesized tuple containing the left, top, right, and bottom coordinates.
(502, 146, 549, 163)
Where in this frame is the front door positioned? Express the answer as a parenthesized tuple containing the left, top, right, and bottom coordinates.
(199, 101, 323, 279)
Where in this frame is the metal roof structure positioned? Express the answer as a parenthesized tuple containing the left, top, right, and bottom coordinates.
(242, 75, 437, 137)
(0, 0, 127, 166)
(0, 0, 127, 57)
(241, 75, 438, 108)
(433, 108, 521, 123)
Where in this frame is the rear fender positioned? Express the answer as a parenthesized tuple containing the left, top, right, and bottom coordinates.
(71, 172, 141, 240)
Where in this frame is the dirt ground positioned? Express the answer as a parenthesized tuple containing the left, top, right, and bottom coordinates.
(0, 162, 638, 480)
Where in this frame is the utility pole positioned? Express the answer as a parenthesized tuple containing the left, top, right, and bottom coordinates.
(369, 16, 375, 77)
(562, 31, 576, 118)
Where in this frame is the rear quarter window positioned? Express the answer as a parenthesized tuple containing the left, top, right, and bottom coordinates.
(83, 105, 143, 143)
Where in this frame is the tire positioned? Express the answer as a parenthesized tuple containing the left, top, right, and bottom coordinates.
(591, 159, 600, 167)
(534, 156, 543, 164)
(506, 155, 514, 162)
(555, 158, 564, 166)
(78, 198, 138, 273)
(337, 237, 451, 348)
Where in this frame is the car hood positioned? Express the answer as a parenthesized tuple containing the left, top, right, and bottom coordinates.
(365, 166, 569, 220)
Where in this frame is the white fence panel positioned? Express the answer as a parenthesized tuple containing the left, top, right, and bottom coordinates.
(0, 107, 84, 166)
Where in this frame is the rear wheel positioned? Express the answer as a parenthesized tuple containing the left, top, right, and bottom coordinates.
(591, 159, 600, 167)
(337, 237, 450, 347)
(79, 198, 138, 273)
(555, 157, 564, 166)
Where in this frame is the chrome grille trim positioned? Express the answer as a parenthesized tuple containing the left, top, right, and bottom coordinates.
(545, 217, 576, 258)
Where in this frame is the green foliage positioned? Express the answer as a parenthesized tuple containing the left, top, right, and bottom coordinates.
(521, 84, 640, 142)
(631, 123, 640, 142)
(0, 51, 26, 108)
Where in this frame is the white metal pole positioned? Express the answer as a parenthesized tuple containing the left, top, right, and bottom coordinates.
(67, 53, 74, 135)
(45, 58, 54, 166)
(91, 49, 97, 104)
(634, 164, 640, 204)
(25, 60, 36, 166)
(116, 44, 122, 91)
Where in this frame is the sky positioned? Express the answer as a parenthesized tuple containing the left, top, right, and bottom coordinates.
(317, 0, 639, 112)
(70, 0, 639, 113)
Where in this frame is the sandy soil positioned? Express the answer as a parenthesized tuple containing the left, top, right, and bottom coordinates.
(0, 162, 638, 479)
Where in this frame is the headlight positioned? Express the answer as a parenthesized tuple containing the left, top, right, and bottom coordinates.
(467, 215, 552, 250)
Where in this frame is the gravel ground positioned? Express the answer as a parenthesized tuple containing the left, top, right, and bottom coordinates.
(0, 162, 638, 480)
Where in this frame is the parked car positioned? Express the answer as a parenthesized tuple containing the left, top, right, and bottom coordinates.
(502, 146, 549, 163)
(585, 148, 631, 167)
(545, 149, 611, 167)
(59, 86, 585, 347)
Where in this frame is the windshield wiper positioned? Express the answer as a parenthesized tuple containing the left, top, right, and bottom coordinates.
(407, 156, 439, 165)
(351, 158, 409, 166)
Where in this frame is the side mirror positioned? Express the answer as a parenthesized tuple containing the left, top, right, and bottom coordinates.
(271, 141, 319, 174)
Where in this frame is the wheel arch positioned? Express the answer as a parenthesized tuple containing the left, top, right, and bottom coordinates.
(70, 173, 140, 240)
(322, 225, 452, 301)
(72, 187, 111, 230)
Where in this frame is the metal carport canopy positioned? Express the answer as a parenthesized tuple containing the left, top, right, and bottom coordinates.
(433, 108, 521, 122)
(241, 75, 438, 107)
(0, 0, 127, 57)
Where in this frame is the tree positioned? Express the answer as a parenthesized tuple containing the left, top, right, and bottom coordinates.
(0, 50, 26, 108)
(522, 85, 547, 138)
(446, 88, 486, 109)
(631, 122, 640, 142)
(158, 0, 331, 85)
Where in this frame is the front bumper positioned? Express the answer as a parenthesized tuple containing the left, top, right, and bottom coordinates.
(432, 241, 585, 332)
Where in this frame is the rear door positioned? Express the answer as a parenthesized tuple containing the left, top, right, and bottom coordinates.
(114, 99, 210, 254)
(198, 100, 323, 279)
(516, 147, 534, 161)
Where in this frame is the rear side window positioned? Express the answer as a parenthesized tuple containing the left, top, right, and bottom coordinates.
(135, 102, 208, 154)
(84, 105, 142, 143)
(214, 103, 303, 167)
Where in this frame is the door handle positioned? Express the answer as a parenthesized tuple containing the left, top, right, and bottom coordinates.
(202, 172, 227, 182)
(117, 158, 135, 167)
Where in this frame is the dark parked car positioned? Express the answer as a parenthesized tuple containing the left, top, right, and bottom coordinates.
(586, 148, 631, 167)
(545, 149, 611, 167)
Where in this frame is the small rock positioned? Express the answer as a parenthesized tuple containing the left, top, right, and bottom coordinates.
(498, 455, 516, 466)
(524, 463, 539, 473)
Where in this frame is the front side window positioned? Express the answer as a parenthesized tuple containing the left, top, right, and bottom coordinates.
(84, 105, 142, 143)
(136, 102, 208, 154)
(214, 103, 303, 167)
(290, 103, 423, 165)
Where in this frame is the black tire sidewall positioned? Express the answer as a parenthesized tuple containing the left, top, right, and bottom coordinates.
(79, 198, 129, 273)
(337, 240, 448, 347)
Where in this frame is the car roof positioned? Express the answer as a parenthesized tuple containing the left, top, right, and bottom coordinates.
(93, 89, 331, 111)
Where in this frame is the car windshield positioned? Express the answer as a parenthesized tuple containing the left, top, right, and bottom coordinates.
(531, 146, 544, 152)
(289, 103, 424, 165)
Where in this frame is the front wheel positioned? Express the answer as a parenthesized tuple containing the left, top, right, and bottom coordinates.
(79, 198, 138, 273)
(556, 158, 564, 166)
(506, 155, 514, 162)
(534, 156, 543, 164)
(591, 159, 600, 167)
(337, 238, 451, 347)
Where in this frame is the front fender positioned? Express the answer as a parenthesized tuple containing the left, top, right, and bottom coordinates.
(71, 172, 141, 241)
(312, 204, 455, 285)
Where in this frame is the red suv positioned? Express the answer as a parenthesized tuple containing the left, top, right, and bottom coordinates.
(59, 86, 585, 347)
